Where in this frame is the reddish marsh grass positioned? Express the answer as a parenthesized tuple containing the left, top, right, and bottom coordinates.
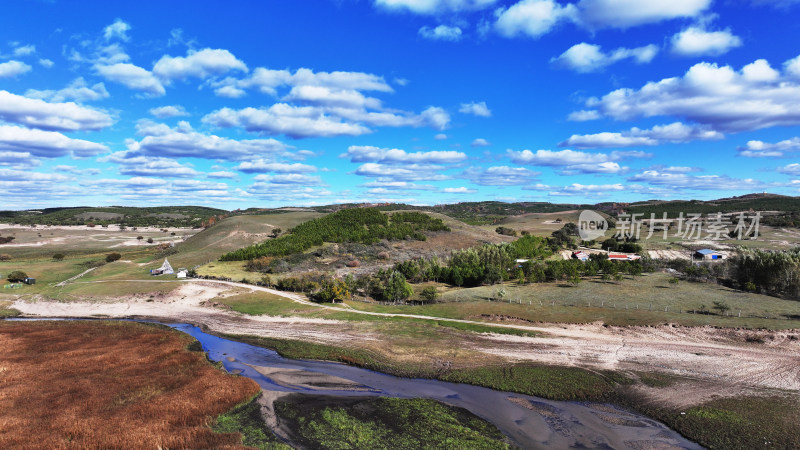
(0, 321, 259, 449)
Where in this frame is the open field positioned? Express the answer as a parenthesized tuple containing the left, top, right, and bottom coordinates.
(0, 224, 195, 259)
(0, 320, 259, 449)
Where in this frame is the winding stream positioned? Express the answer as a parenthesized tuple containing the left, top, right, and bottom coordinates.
(168, 323, 702, 449)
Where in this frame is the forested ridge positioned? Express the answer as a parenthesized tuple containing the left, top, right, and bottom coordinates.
(220, 208, 450, 261)
(0, 206, 225, 228)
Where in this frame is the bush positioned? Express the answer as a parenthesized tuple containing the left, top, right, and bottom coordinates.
(147, 238, 154, 244)
(52, 253, 65, 261)
(7, 270, 27, 282)
(421, 286, 439, 303)
(0, 254, 11, 261)
(346, 260, 360, 268)
(105, 253, 122, 263)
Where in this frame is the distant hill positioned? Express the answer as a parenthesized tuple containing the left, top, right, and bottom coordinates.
(0, 206, 226, 228)
(621, 193, 800, 218)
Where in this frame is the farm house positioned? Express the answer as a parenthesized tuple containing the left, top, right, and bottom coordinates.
(695, 249, 726, 260)
(608, 253, 641, 261)
(571, 251, 589, 261)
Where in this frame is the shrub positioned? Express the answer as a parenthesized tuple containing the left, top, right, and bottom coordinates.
(421, 286, 438, 303)
(52, 253, 65, 261)
(105, 253, 122, 263)
(0, 254, 11, 261)
(147, 237, 154, 244)
(377, 251, 390, 260)
(346, 260, 360, 268)
(7, 270, 27, 282)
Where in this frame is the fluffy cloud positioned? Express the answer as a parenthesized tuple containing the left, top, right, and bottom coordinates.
(207, 171, 238, 179)
(355, 163, 451, 181)
(567, 110, 601, 121)
(375, 0, 497, 14)
(458, 101, 491, 117)
(494, 0, 577, 38)
(153, 48, 248, 81)
(104, 19, 131, 41)
(738, 137, 800, 158)
(561, 122, 723, 148)
(25, 78, 109, 102)
(204, 103, 449, 139)
(778, 163, 800, 176)
(507, 149, 641, 174)
(283, 85, 382, 109)
(0, 91, 113, 131)
(95, 63, 165, 97)
(532, 183, 626, 196)
(114, 157, 200, 178)
(342, 145, 467, 164)
(419, 25, 463, 41)
(12, 44, 36, 56)
(204, 105, 370, 139)
(128, 120, 288, 160)
(0, 125, 108, 158)
(236, 160, 318, 174)
(580, 57, 800, 133)
(471, 138, 491, 147)
(0, 60, 31, 78)
(552, 43, 658, 72)
(149, 105, 189, 118)
(627, 170, 762, 190)
(215, 67, 392, 97)
(442, 186, 477, 193)
(576, 0, 711, 29)
(671, 26, 742, 57)
(253, 173, 324, 185)
(495, 0, 709, 38)
(463, 165, 539, 185)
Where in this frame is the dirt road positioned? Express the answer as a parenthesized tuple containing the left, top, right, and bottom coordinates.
(11, 279, 800, 396)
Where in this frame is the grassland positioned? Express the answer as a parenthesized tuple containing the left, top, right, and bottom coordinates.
(341, 272, 800, 329)
(0, 320, 260, 449)
(274, 396, 511, 450)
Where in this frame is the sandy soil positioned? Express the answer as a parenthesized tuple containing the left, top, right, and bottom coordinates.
(11, 279, 800, 396)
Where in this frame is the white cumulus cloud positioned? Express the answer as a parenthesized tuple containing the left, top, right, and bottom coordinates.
(671, 26, 742, 57)
(552, 42, 658, 72)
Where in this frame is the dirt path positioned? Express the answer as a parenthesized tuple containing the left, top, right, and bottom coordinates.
(11, 279, 800, 394)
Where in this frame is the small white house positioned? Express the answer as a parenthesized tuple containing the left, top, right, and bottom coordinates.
(176, 269, 188, 279)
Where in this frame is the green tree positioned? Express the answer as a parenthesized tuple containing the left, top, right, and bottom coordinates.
(270, 227, 282, 238)
(7, 271, 27, 282)
(712, 301, 730, 315)
(105, 253, 121, 263)
(384, 271, 413, 304)
(421, 286, 438, 303)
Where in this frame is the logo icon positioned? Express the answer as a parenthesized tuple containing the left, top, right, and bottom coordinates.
(578, 210, 608, 241)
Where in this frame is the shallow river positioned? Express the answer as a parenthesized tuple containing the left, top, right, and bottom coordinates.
(167, 323, 702, 449)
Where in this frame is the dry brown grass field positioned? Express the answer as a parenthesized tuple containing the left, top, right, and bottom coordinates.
(0, 320, 259, 449)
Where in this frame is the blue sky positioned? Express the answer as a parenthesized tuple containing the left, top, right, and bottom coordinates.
(1, 0, 800, 209)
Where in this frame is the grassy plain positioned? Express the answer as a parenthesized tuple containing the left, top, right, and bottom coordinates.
(0, 320, 260, 449)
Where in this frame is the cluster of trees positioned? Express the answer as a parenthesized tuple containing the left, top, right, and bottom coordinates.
(727, 248, 800, 298)
(221, 208, 450, 261)
(262, 270, 416, 304)
(601, 238, 643, 254)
